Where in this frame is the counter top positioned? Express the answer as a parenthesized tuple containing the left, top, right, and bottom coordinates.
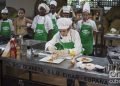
(0, 54, 109, 85)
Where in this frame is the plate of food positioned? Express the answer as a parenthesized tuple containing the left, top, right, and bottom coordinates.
(76, 57, 93, 63)
(39, 54, 64, 64)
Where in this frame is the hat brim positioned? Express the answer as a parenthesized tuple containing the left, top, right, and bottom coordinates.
(58, 26, 69, 30)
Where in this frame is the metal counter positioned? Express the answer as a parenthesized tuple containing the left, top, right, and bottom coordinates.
(0, 54, 110, 86)
(104, 35, 120, 40)
(104, 34, 120, 46)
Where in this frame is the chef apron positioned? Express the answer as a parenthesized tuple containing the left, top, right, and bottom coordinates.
(0, 21, 11, 37)
(52, 18, 58, 35)
(48, 18, 58, 40)
(55, 41, 74, 50)
(34, 23, 47, 41)
(55, 33, 74, 50)
(80, 24, 93, 55)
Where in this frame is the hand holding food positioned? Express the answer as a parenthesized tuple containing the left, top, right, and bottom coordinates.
(48, 53, 59, 62)
(53, 50, 69, 57)
(47, 46, 56, 53)
(69, 49, 76, 58)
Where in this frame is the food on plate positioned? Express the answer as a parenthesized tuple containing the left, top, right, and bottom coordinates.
(79, 57, 92, 62)
(81, 57, 89, 62)
(47, 53, 59, 62)
(85, 63, 95, 70)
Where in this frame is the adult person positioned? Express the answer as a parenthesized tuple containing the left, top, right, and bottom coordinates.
(0, 7, 14, 39)
(13, 8, 32, 37)
(77, 2, 98, 55)
(45, 18, 83, 86)
(31, 3, 53, 41)
(48, 0, 58, 40)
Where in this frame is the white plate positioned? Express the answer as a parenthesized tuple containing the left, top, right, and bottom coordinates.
(39, 56, 64, 64)
(76, 57, 93, 63)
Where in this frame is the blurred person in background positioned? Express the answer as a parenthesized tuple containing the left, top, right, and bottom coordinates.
(13, 8, 32, 38)
(77, 2, 98, 56)
(73, 9, 83, 30)
(57, 5, 76, 19)
(31, 3, 53, 41)
(48, 0, 58, 40)
(0, 7, 14, 39)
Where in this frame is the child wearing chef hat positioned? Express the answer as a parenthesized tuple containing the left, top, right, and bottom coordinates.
(57, 5, 76, 19)
(45, 17, 82, 58)
(47, 0, 59, 40)
(0, 7, 14, 39)
(45, 17, 83, 86)
(78, 4, 97, 86)
(77, 2, 98, 55)
(31, 3, 53, 41)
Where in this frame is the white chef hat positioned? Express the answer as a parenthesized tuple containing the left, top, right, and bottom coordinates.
(1, 7, 8, 14)
(50, 0, 57, 7)
(62, 6, 71, 13)
(38, 3, 50, 13)
(83, 2, 90, 13)
(57, 18, 72, 29)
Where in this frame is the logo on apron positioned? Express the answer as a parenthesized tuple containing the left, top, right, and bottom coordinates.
(2, 26, 9, 30)
(82, 30, 90, 35)
(36, 29, 44, 33)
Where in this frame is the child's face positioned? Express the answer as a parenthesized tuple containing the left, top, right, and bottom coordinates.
(59, 28, 69, 37)
(62, 13, 70, 18)
(76, 13, 82, 20)
(82, 12, 89, 20)
(18, 10, 25, 18)
(50, 4, 56, 13)
(1, 13, 8, 19)
(39, 7, 46, 16)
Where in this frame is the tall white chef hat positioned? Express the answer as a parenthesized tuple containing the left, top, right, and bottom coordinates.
(38, 3, 50, 13)
(50, 0, 57, 7)
(1, 7, 8, 14)
(82, 2, 90, 13)
(57, 18, 72, 29)
(62, 6, 71, 13)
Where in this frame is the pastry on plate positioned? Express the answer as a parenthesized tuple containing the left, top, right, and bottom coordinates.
(47, 53, 59, 62)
